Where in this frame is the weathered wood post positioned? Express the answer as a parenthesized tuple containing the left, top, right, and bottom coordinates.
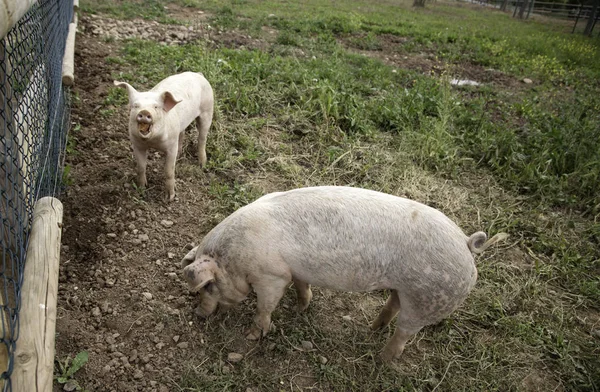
(11, 197, 63, 392)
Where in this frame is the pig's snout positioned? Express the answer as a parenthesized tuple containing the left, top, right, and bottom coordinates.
(136, 110, 153, 136)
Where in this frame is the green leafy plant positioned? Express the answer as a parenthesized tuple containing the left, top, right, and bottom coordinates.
(55, 351, 89, 391)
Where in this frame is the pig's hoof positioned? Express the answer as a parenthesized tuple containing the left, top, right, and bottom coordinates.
(379, 350, 395, 363)
(380, 347, 402, 363)
(245, 327, 262, 341)
(371, 319, 385, 331)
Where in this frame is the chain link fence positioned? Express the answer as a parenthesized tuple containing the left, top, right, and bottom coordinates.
(0, 0, 73, 389)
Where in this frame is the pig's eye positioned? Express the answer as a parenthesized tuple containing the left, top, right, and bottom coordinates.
(154, 105, 159, 109)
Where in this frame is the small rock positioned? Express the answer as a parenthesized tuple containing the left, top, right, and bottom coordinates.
(166, 272, 177, 279)
(160, 220, 174, 228)
(173, 335, 180, 343)
(185, 243, 195, 250)
(105, 335, 116, 345)
(91, 307, 101, 317)
(227, 352, 243, 363)
(342, 315, 352, 321)
(141, 292, 153, 300)
(155, 322, 165, 332)
(133, 369, 144, 379)
(63, 380, 78, 391)
(177, 342, 189, 349)
(523, 78, 533, 84)
(139, 234, 149, 242)
(167, 252, 175, 259)
(592, 330, 600, 339)
(301, 341, 313, 351)
(156, 342, 165, 350)
(102, 364, 111, 373)
(319, 356, 328, 365)
(222, 366, 231, 374)
(107, 233, 117, 238)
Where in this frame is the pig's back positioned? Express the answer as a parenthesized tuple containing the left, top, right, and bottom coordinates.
(153, 72, 210, 127)
(251, 187, 476, 294)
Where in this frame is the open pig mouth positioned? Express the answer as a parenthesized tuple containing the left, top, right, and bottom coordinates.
(137, 122, 152, 136)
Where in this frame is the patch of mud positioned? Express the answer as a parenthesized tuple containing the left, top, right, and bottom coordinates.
(340, 32, 523, 89)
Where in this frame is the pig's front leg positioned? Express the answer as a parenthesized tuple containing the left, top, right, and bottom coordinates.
(132, 144, 148, 189)
(293, 278, 312, 312)
(246, 275, 290, 340)
(164, 147, 178, 201)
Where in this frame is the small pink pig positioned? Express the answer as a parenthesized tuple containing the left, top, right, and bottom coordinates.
(181, 186, 507, 362)
(114, 72, 214, 201)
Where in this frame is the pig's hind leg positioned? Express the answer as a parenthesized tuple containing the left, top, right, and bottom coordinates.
(293, 278, 312, 312)
(246, 274, 291, 341)
(196, 109, 212, 167)
(371, 289, 401, 330)
(380, 299, 424, 362)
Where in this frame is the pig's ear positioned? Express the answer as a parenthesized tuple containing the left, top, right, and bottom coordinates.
(161, 91, 182, 112)
(190, 269, 215, 291)
(181, 246, 199, 268)
(113, 80, 139, 103)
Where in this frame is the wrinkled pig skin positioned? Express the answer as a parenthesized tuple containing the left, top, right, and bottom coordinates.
(181, 186, 507, 361)
(114, 72, 214, 201)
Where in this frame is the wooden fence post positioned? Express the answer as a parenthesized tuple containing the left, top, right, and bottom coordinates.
(11, 197, 63, 392)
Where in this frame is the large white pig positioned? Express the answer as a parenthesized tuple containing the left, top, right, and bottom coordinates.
(181, 186, 507, 361)
(114, 72, 214, 201)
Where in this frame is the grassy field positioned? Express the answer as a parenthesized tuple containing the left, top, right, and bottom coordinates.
(67, 0, 600, 390)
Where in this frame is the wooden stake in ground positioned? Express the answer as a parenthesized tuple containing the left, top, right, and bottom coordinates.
(11, 197, 63, 392)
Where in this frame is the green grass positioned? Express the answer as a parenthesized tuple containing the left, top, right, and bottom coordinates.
(80, 0, 600, 390)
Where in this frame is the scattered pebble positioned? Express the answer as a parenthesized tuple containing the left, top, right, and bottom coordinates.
(173, 335, 180, 343)
(185, 243, 195, 250)
(167, 252, 175, 259)
(141, 292, 153, 300)
(227, 352, 244, 363)
(301, 341, 313, 351)
(139, 234, 149, 242)
(160, 220, 174, 228)
(319, 356, 328, 365)
(91, 307, 101, 317)
(133, 369, 144, 379)
(177, 342, 189, 349)
(63, 380, 78, 391)
(166, 272, 177, 279)
(523, 78, 533, 84)
(106, 233, 117, 238)
(342, 315, 352, 321)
